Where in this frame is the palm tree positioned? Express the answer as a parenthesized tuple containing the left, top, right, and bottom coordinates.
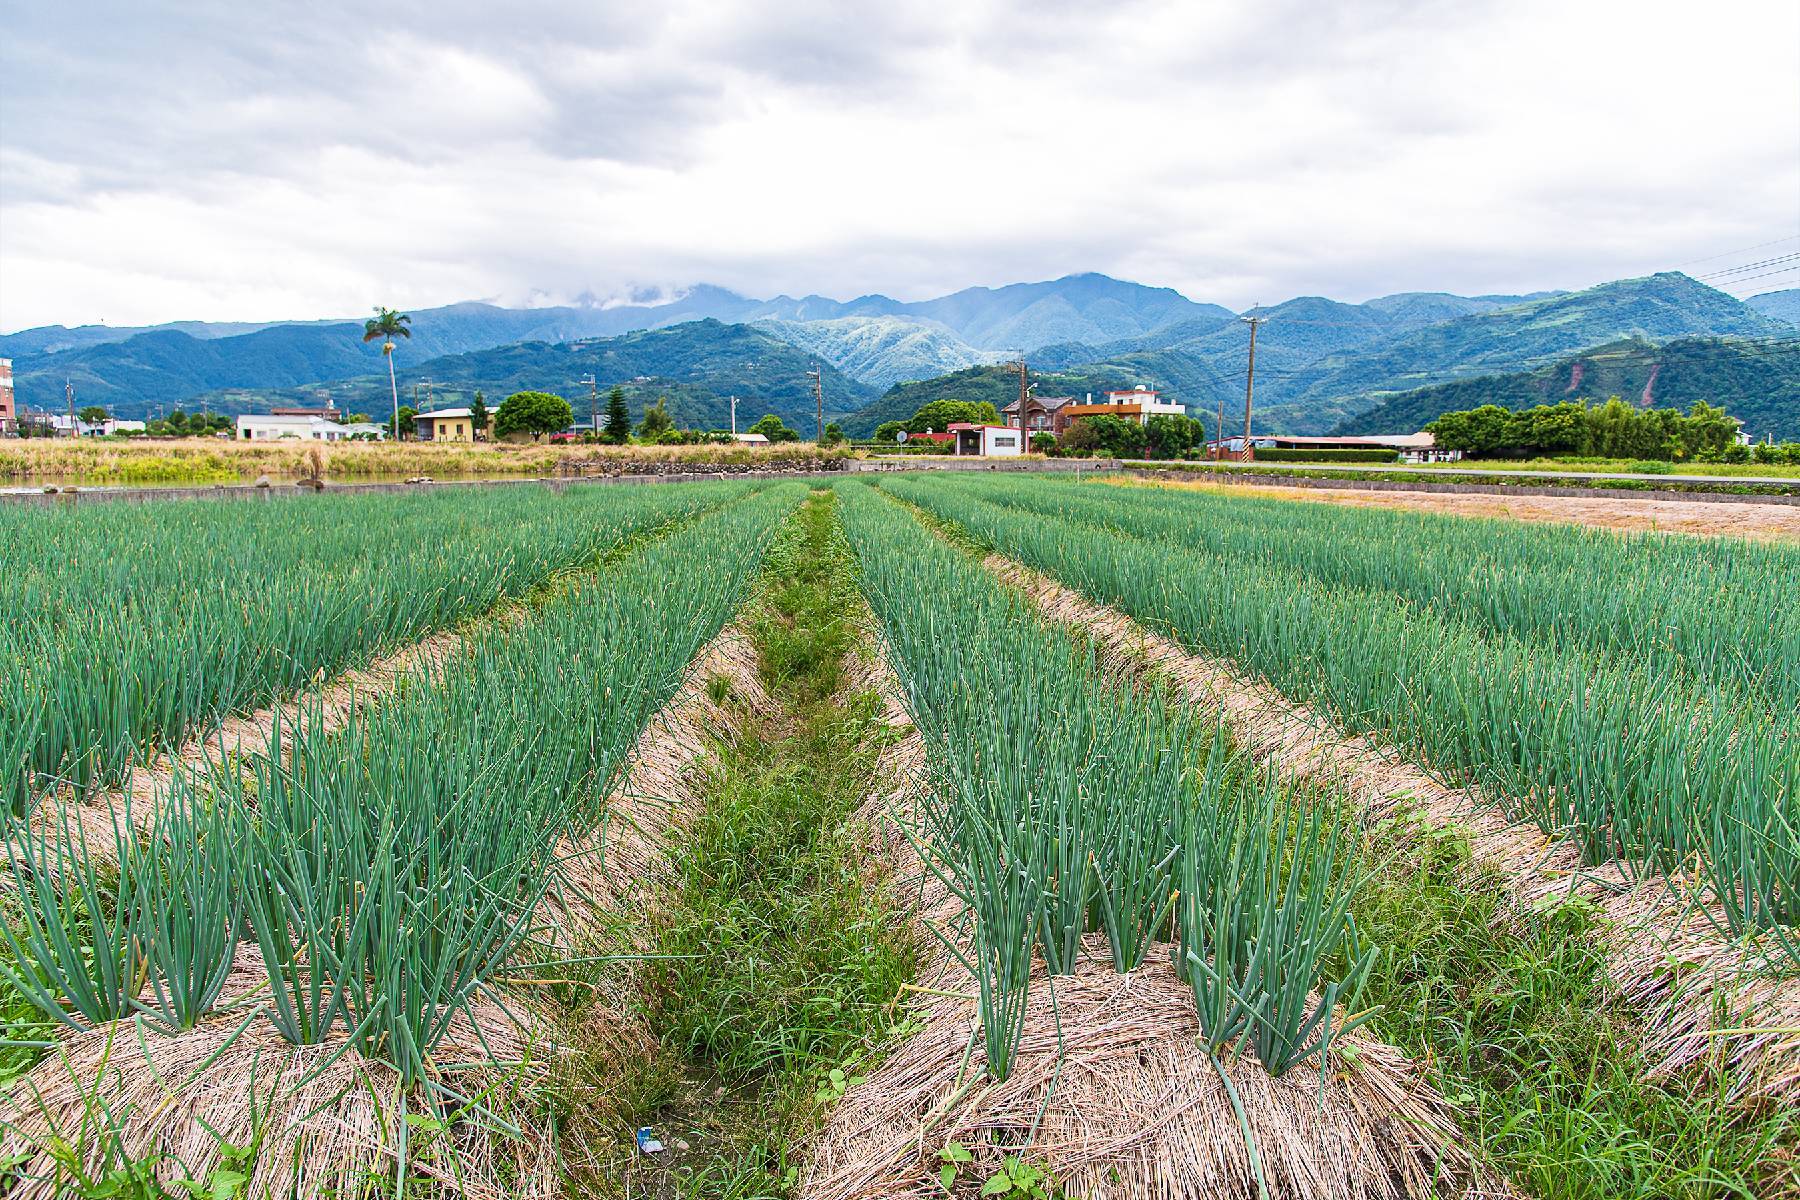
(362, 307, 412, 440)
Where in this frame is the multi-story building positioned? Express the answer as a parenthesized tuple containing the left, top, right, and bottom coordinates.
(0, 358, 16, 437)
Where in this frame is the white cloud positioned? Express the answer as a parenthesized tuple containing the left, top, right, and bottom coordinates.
(2, 0, 1796, 329)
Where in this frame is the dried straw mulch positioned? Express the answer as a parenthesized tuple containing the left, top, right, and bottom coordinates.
(989, 555, 1800, 1106)
(1, 623, 772, 1199)
(805, 644, 1490, 1199)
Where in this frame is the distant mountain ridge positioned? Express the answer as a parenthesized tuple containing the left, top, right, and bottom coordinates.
(7, 271, 1792, 442)
(1748, 289, 1800, 328)
(188, 320, 876, 435)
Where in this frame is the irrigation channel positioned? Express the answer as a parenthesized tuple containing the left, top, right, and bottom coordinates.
(0, 474, 1794, 1198)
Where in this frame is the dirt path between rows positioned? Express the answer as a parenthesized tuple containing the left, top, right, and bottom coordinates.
(1121, 477, 1800, 541)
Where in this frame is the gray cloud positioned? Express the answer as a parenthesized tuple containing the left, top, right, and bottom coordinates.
(2, 0, 1797, 329)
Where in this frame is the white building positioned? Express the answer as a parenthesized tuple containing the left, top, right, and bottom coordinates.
(1097, 387, 1186, 421)
(45, 415, 148, 437)
(732, 432, 771, 445)
(948, 423, 1024, 456)
(236, 413, 386, 441)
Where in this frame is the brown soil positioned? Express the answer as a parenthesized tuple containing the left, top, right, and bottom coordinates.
(1124, 477, 1800, 541)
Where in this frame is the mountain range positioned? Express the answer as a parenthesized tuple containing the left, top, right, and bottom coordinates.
(6, 272, 1795, 440)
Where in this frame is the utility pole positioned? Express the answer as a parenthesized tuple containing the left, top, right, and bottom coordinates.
(729, 395, 739, 437)
(1240, 313, 1267, 462)
(807, 364, 824, 442)
(1216, 390, 1226, 460)
(1011, 358, 1029, 438)
(578, 375, 598, 435)
(65, 380, 74, 438)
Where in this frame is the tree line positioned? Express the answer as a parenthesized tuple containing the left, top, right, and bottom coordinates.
(1422, 397, 1795, 463)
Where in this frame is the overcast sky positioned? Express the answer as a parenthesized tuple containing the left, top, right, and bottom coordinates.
(2, 0, 1797, 331)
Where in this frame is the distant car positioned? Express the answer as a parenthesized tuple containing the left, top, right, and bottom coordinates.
(548, 431, 579, 443)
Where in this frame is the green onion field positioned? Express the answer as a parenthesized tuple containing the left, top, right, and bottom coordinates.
(1, 474, 1794, 1199)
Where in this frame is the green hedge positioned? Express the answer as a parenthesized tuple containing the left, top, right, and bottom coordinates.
(1254, 448, 1401, 463)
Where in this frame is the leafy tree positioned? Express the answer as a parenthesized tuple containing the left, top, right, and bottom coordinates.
(468, 392, 489, 440)
(494, 390, 574, 441)
(1425, 404, 1515, 456)
(1061, 414, 1145, 458)
(907, 399, 1000, 434)
(603, 386, 632, 443)
(78, 406, 109, 424)
(1144, 413, 1203, 459)
(1509, 401, 1586, 454)
(748, 413, 800, 443)
(345, 412, 374, 425)
(389, 405, 417, 440)
(821, 421, 845, 446)
(1030, 432, 1057, 454)
(872, 420, 906, 445)
(362, 307, 412, 444)
(637, 396, 676, 440)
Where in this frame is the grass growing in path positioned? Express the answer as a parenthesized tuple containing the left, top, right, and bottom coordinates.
(582, 490, 917, 1198)
(1348, 819, 1797, 1200)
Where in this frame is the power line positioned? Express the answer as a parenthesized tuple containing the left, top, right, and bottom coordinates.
(1696, 252, 1800, 280)
(1672, 233, 1800, 269)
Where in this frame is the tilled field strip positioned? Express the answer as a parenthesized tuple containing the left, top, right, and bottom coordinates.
(979, 549, 1800, 1104)
(807, 485, 1491, 1200)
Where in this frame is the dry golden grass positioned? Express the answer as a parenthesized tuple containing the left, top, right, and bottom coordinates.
(0, 438, 847, 484)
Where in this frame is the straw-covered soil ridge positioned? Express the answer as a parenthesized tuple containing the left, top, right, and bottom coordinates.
(808, 480, 1490, 1200)
(1, 489, 794, 1198)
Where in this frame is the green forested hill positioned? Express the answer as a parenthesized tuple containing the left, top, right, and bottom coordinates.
(1254, 273, 1792, 433)
(200, 320, 877, 433)
(1338, 336, 1800, 442)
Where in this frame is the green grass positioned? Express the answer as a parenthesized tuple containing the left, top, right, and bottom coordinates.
(576, 490, 917, 1197)
(1347, 817, 1796, 1199)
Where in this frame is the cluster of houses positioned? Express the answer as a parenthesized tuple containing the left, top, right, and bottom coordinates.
(922, 385, 1450, 460)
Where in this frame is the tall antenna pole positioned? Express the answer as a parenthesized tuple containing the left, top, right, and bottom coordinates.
(1240, 313, 1266, 462)
(65, 380, 75, 437)
(579, 374, 597, 435)
(807, 364, 824, 442)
